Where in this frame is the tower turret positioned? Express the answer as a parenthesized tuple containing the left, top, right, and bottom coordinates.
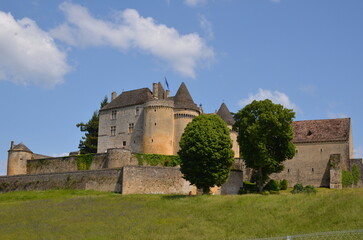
(7, 142, 33, 176)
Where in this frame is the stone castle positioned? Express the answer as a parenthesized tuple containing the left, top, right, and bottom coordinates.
(2, 82, 363, 194)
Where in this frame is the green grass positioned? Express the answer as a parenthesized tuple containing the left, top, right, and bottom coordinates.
(0, 188, 362, 240)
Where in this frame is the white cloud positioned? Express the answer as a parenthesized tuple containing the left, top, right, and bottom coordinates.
(0, 11, 70, 88)
(184, 0, 207, 7)
(50, 2, 214, 78)
(199, 15, 214, 40)
(51, 152, 69, 157)
(238, 89, 299, 111)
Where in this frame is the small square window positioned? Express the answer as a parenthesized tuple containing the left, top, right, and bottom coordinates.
(123, 141, 126, 146)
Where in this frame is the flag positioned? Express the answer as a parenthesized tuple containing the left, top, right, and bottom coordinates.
(165, 77, 169, 90)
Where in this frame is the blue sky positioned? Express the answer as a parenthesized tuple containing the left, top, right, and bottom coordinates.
(1, 0, 362, 175)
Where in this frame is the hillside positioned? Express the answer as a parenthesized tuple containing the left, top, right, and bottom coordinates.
(0, 189, 362, 239)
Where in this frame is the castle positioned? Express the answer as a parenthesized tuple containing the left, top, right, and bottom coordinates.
(97, 82, 239, 157)
(2, 82, 363, 194)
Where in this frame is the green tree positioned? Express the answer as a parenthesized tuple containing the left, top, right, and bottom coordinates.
(178, 114, 235, 194)
(233, 99, 296, 193)
(77, 96, 108, 154)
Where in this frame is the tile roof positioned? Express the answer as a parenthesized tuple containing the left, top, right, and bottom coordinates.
(292, 118, 350, 143)
(11, 143, 33, 153)
(173, 82, 199, 111)
(101, 88, 154, 111)
(216, 103, 235, 125)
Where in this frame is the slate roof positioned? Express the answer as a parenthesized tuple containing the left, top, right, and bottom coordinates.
(292, 118, 350, 143)
(173, 82, 199, 111)
(101, 88, 154, 111)
(216, 103, 235, 125)
(11, 143, 33, 153)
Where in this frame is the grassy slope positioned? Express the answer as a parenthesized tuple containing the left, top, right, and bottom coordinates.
(0, 189, 362, 240)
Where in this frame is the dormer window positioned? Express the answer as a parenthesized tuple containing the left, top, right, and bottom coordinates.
(307, 130, 312, 136)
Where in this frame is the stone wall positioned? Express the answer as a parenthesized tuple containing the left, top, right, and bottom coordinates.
(0, 169, 123, 193)
(26, 149, 137, 175)
(270, 142, 350, 187)
(121, 165, 195, 194)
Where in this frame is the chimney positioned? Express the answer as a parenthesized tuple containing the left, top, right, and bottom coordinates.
(153, 83, 158, 99)
(165, 90, 170, 98)
(10, 141, 14, 150)
(111, 92, 117, 101)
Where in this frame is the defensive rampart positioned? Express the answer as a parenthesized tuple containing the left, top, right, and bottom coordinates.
(0, 166, 243, 195)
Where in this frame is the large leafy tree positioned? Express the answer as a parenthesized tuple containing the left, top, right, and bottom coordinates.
(233, 99, 295, 192)
(178, 114, 235, 194)
(77, 96, 108, 154)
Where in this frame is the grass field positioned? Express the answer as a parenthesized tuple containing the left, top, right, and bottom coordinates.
(0, 188, 362, 240)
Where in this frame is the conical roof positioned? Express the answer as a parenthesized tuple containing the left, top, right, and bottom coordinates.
(216, 103, 235, 125)
(11, 143, 33, 153)
(173, 82, 199, 111)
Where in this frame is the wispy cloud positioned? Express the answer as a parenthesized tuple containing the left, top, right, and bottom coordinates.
(299, 84, 316, 95)
(238, 88, 299, 112)
(0, 11, 70, 88)
(50, 2, 214, 78)
(184, 0, 207, 7)
(199, 15, 214, 40)
(270, 0, 281, 3)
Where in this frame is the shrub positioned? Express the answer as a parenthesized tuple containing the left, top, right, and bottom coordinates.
(239, 181, 258, 194)
(280, 179, 288, 190)
(264, 179, 280, 192)
(352, 165, 360, 186)
(291, 184, 317, 194)
(291, 183, 304, 194)
(342, 170, 353, 188)
(304, 185, 317, 194)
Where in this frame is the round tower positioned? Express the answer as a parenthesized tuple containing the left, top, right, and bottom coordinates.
(7, 141, 33, 176)
(173, 82, 201, 154)
(143, 100, 174, 155)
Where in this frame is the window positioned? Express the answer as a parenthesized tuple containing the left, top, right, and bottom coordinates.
(111, 110, 117, 120)
(136, 107, 140, 116)
(123, 141, 126, 146)
(128, 123, 134, 133)
(111, 126, 116, 136)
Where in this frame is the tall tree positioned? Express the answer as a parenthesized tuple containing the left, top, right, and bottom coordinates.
(233, 99, 295, 192)
(77, 96, 108, 154)
(178, 114, 235, 194)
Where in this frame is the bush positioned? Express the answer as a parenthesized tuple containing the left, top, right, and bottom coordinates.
(342, 170, 353, 188)
(304, 185, 317, 194)
(239, 181, 258, 194)
(264, 179, 280, 191)
(291, 183, 304, 194)
(291, 183, 317, 194)
(352, 165, 360, 186)
(280, 179, 288, 190)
